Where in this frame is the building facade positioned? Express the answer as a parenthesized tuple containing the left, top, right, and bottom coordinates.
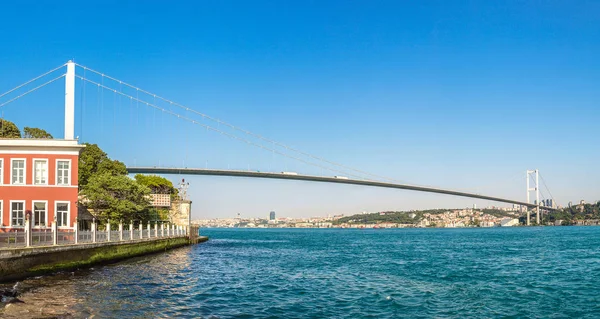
(0, 139, 84, 232)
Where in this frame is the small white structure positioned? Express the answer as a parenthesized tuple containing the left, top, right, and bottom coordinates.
(500, 218, 519, 227)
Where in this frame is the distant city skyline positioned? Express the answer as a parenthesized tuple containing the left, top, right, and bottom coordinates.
(0, 1, 598, 219)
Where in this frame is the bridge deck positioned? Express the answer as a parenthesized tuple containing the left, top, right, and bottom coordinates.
(126, 167, 555, 211)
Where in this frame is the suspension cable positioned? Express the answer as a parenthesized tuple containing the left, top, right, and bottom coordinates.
(0, 74, 66, 108)
(74, 63, 401, 183)
(539, 173, 558, 207)
(77, 74, 375, 180)
(0, 63, 66, 100)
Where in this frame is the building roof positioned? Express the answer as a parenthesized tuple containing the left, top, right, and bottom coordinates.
(77, 205, 95, 220)
(0, 138, 85, 154)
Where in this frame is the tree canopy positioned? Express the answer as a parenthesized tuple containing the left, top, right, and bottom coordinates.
(134, 174, 178, 197)
(78, 143, 127, 188)
(23, 127, 53, 139)
(80, 173, 152, 222)
(0, 119, 21, 138)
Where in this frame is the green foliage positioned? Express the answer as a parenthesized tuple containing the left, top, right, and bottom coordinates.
(78, 143, 127, 188)
(480, 209, 514, 218)
(334, 210, 435, 225)
(23, 127, 53, 139)
(80, 173, 152, 223)
(0, 119, 21, 138)
(334, 208, 516, 225)
(134, 174, 178, 198)
(143, 207, 171, 221)
(545, 202, 600, 225)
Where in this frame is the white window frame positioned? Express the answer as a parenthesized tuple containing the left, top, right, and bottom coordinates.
(11, 158, 26, 185)
(0, 158, 4, 185)
(10, 200, 25, 227)
(55, 201, 70, 228)
(32, 200, 48, 228)
(0, 200, 3, 227)
(33, 158, 48, 185)
(55, 159, 71, 186)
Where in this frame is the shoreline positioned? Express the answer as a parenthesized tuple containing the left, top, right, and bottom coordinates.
(0, 236, 208, 284)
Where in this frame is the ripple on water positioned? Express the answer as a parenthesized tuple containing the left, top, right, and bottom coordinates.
(2, 227, 600, 318)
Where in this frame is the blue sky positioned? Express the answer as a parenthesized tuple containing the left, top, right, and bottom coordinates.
(0, 1, 598, 218)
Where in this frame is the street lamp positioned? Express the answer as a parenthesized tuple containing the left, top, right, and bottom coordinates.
(178, 178, 190, 201)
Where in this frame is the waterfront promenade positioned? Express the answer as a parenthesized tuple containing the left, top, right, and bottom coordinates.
(0, 219, 203, 283)
(0, 219, 189, 250)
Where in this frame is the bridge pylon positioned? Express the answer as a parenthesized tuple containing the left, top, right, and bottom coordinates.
(526, 169, 540, 225)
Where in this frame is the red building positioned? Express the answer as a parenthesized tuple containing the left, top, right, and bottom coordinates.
(0, 139, 85, 232)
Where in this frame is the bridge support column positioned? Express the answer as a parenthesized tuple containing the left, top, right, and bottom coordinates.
(64, 61, 75, 140)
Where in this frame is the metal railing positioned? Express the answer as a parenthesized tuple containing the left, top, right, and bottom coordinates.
(57, 231, 75, 245)
(78, 230, 93, 243)
(0, 221, 189, 250)
(0, 231, 26, 248)
(96, 231, 108, 243)
(31, 230, 53, 247)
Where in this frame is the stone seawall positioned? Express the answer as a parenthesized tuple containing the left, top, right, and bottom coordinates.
(0, 236, 208, 283)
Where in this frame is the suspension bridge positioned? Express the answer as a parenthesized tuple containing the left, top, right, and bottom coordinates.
(0, 61, 558, 225)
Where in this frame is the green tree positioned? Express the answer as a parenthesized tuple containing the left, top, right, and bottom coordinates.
(78, 143, 127, 188)
(80, 173, 152, 222)
(0, 119, 21, 138)
(134, 174, 178, 198)
(23, 127, 53, 139)
(98, 159, 127, 176)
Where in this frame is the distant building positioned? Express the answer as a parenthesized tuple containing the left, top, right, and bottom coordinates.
(500, 218, 519, 227)
(269, 211, 276, 221)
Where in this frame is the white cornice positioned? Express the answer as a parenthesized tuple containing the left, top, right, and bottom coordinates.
(0, 139, 85, 154)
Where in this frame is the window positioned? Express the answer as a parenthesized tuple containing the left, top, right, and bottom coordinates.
(11, 159, 25, 185)
(56, 202, 69, 227)
(34, 159, 48, 185)
(57, 160, 70, 185)
(11, 201, 25, 227)
(33, 201, 47, 227)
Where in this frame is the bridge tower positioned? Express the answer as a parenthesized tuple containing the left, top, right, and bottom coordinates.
(526, 169, 540, 225)
(64, 60, 75, 140)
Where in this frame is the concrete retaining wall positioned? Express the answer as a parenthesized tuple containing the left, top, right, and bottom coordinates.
(0, 236, 208, 283)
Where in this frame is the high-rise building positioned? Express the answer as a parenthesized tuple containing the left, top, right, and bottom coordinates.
(269, 211, 276, 220)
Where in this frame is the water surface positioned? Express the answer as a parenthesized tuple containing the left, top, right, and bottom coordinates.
(2, 227, 600, 318)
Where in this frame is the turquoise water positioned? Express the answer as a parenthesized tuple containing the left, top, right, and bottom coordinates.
(5, 227, 600, 318)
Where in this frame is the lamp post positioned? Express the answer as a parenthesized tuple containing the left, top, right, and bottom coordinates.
(178, 178, 189, 201)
